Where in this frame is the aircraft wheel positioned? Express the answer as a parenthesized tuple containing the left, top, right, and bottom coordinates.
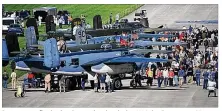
(119, 74, 125, 79)
(14, 92, 17, 97)
(114, 78, 121, 90)
(130, 79, 136, 88)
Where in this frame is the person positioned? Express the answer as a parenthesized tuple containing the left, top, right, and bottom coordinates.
(195, 67, 201, 86)
(109, 13, 112, 24)
(115, 13, 119, 24)
(146, 67, 153, 86)
(105, 73, 111, 93)
(203, 70, 210, 89)
(81, 73, 86, 91)
(59, 16, 64, 28)
(59, 75, 66, 93)
(94, 74, 99, 92)
(44, 73, 51, 93)
(178, 67, 185, 88)
(28, 72, 34, 87)
(173, 68, 179, 86)
(156, 68, 163, 87)
(168, 68, 174, 86)
(11, 70, 17, 89)
(100, 74, 106, 93)
(162, 67, 169, 87)
(3, 70, 9, 88)
(215, 69, 218, 89)
(38, 16, 42, 26)
(186, 66, 193, 84)
(57, 37, 66, 53)
(207, 78, 217, 97)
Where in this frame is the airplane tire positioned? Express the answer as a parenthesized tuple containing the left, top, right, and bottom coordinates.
(113, 78, 121, 90)
(14, 92, 17, 97)
(119, 74, 125, 79)
(130, 80, 136, 88)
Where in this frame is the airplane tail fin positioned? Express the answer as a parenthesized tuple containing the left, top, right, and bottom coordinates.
(4, 32, 20, 56)
(44, 38, 60, 69)
(25, 26, 38, 51)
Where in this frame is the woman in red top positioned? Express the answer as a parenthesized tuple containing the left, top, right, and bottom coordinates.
(168, 68, 174, 86)
(156, 68, 163, 87)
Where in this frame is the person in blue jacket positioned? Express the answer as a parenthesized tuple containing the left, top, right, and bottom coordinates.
(195, 67, 201, 86)
(178, 67, 185, 88)
(203, 70, 209, 89)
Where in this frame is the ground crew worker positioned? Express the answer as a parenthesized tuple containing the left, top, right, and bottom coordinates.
(203, 70, 210, 89)
(195, 67, 201, 86)
(207, 78, 216, 97)
(178, 67, 185, 88)
(44, 73, 51, 93)
(156, 68, 163, 87)
(168, 68, 174, 86)
(11, 70, 17, 89)
(3, 69, 9, 88)
(94, 73, 99, 92)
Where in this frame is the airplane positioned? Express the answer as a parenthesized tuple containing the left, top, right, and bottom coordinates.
(3, 34, 170, 90)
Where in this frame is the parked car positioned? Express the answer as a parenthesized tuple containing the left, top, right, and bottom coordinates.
(8, 24, 24, 36)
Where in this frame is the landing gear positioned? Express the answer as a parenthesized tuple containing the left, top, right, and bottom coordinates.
(113, 78, 122, 90)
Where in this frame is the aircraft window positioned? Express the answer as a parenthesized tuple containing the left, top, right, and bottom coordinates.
(71, 58, 79, 65)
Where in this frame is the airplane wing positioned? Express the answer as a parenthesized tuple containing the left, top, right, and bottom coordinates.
(137, 33, 175, 39)
(134, 40, 187, 47)
(129, 49, 172, 54)
(81, 55, 168, 67)
(144, 28, 188, 33)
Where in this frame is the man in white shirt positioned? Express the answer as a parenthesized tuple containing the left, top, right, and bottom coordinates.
(207, 78, 217, 97)
(162, 67, 169, 86)
(11, 70, 17, 89)
(105, 73, 111, 93)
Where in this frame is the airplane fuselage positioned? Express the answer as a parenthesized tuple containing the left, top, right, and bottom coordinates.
(15, 49, 136, 78)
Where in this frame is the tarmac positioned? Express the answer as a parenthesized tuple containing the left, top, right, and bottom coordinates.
(2, 79, 218, 108)
(123, 4, 218, 30)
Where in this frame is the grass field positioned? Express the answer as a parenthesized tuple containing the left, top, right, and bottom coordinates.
(3, 4, 143, 80)
(4, 4, 142, 25)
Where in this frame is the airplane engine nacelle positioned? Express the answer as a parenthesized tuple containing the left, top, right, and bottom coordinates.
(91, 63, 134, 75)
